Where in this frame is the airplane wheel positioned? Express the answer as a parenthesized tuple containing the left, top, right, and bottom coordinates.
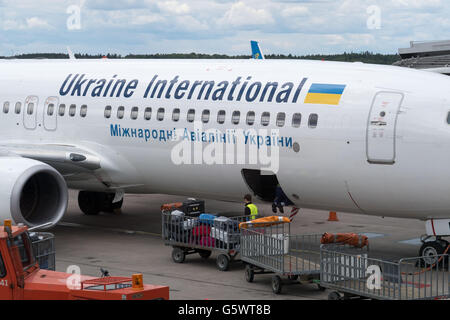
(419, 241, 449, 267)
(102, 193, 123, 213)
(78, 191, 101, 215)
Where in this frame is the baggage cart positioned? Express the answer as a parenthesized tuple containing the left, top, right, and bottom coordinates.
(18, 232, 55, 271)
(162, 211, 248, 271)
(320, 243, 450, 300)
(240, 220, 323, 294)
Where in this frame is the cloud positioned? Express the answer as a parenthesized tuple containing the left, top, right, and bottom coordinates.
(0, 0, 450, 56)
(220, 1, 274, 27)
(26, 17, 51, 29)
(157, 1, 190, 15)
(2, 16, 51, 30)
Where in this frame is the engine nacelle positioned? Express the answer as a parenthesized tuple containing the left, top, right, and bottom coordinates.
(0, 157, 68, 228)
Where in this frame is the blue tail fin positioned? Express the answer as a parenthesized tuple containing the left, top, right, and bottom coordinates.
(250, 41, 264, 60)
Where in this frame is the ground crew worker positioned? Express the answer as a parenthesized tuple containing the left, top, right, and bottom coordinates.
(272, 184, 288, 214)
(244, 194, 258, 220)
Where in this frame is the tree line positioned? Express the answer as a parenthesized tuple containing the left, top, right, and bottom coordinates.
(0, 51, 401, 65)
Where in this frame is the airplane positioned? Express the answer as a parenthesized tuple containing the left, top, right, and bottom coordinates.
(0, 57, 449, 264)
(250, 41, 264, 60)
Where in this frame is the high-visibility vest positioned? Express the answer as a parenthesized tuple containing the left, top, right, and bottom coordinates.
(246, 203, 258, 220)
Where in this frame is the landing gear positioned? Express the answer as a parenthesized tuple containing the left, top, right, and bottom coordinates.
(419, 238, 449, 267)
(78, 191, 123, 215)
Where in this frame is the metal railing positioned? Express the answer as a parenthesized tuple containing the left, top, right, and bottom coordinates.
(241, 223, 321, 275)
(162, 212, 248, 251)
(17, 232, 55, 271)
(320, 244, 449, 300)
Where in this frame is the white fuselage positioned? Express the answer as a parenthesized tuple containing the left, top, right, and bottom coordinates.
(1, 59, 450, 221)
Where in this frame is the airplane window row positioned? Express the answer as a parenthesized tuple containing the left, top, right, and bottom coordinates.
(2, 101, 88, 118)
(103, 105, 319, 128)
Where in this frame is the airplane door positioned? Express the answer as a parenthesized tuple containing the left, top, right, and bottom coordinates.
(23, 95, 38, 130)
(366, 92, 404, 164)
(43, 97, 58, 131)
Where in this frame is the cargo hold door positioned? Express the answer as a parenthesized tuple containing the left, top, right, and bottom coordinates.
(366, 92, 403, 164)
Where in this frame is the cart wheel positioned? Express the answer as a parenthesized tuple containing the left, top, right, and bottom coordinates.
(317, 284, 326, 291)
(172, 248, 186, 263)
(288, 275, 298, 281)
(245, 265, 255, 283)
(198, 250, 212, 259)
(271, 276, 282, 294)
(216, 254, 230, 271)
(328, 291, 342, 300)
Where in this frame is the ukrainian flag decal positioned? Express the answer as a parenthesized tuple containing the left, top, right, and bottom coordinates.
(304, 83, 346, 105)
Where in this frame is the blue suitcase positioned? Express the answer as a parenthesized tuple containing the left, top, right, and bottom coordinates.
(198, 213, 217, 226)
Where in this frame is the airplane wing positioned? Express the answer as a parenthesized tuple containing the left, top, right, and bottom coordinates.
(0, 143, 101, 173)
(0, 143, 145, 191)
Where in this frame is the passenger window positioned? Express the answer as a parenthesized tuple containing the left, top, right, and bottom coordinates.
(172, 108, 180, 122)
(232, 111, 240, 125)
(80, 105, 87, 118)
(3, 102, 9, 114)
(202, 110, 210, 123)
(187, 109, 195, 122)
(292, 113, 301, 128)
(217, 110, 226, 124)
(131, 106, 139, 120)
(144, 107, 152, 120)
(15, 102, 22, 114)
(104, 105, 112, 118)
(26, 103, 34, 115)
(261, 112, 270, 126)
(58, 104, 66, 116)
(308, 113, 318, 128)
(157, 108, 165, 121)
(47, 104, 55, 116)
(69, 104, 76, 117)
(246, 111, 255, 125)
(117, 106, 125, 119)
(447, 112, 450, 124)
(276, 112, 286, 127)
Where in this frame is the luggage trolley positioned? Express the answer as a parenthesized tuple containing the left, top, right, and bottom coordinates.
(240, 217, 324, 294)
(18, 232, 56, 271)
(162, 208, 248, 271)
(320, 243, 450, 300)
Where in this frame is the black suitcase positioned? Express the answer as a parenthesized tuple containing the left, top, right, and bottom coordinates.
(182, 199, 205, 217)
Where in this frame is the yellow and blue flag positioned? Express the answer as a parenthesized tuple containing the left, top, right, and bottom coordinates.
(304, 83, 346, 105)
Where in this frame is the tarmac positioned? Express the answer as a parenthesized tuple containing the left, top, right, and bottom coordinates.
(52, 191, 426, 300)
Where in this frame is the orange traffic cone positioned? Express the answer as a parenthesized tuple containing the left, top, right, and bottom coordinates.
(328, 211, 339, 222)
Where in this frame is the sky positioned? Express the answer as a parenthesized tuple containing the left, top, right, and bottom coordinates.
(0, 0, 449, 56)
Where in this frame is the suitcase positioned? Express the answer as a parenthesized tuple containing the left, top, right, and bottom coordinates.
(199, 236, 215, 247)
(192, 225, 211, 237)
(161, 202, 183, 212)
(211, 227, 240, 244)
(182, 199, 205, 217)
(171, 210, 185, 217)
(198, 214, 217, 226)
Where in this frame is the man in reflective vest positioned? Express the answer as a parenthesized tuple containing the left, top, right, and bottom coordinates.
(244, 194, 258, 220)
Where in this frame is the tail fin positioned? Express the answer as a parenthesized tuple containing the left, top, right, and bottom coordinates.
(250, 40, 264, 60)
(67, 46, 76, 60)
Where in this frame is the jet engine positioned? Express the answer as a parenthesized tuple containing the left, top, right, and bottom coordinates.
(0, 157, 68, 228)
